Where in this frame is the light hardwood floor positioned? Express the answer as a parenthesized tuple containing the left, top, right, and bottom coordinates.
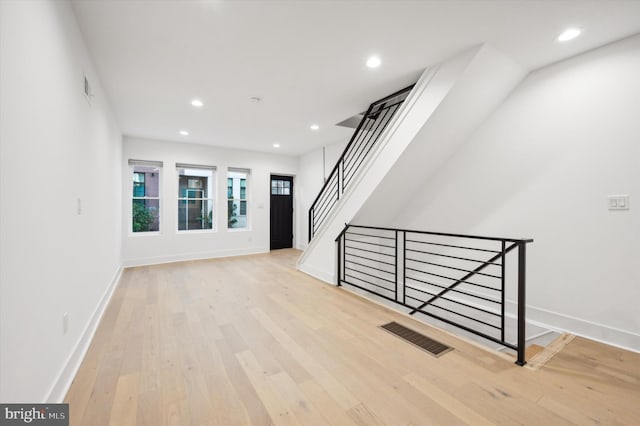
(65, 249, 640, 425)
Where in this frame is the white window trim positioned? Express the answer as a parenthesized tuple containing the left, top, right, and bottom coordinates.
(129, 160, 162, 236)
(227, 167, 251, 231)
(176, 164, 217, 234)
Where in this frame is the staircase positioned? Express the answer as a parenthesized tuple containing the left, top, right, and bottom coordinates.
(298, 43, 528, 284)
(309, 86, 414, 241)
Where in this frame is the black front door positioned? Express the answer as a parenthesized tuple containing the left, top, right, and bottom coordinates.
(270, 175, 293, 250)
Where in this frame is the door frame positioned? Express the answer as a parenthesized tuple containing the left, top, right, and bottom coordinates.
(269, 174, 296, 250)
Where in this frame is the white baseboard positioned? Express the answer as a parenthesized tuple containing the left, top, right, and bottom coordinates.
(297, 262, 335, 285)
(122, 247, 268, 267)
(45, 265, 123, 403)
(522, 304, 640, 353)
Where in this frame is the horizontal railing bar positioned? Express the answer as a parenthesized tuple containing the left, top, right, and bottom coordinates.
(314, 198, 337, 229)
(309, 166, 339, 212)
(406, 241, 500, 254)
(404, 248, 502, 266)
(345, 252, 396, 267)
(343, 122, 373, 167)
(343, 115, 376, 158)
(313, 197, 337, 225)
(343, 106, 396, 181)
(345, 231, 396, 240)
(313, 194, 337, 225)
(313, 174, 338, 207)
(405, 289, 501, 318)
(343, 131, 383, 181)
(313, 199, 339, 233)
(350, 224, 533, 244)
(369, 84, 415, 107)
(312, 189, 337, 218)
(315, 185, 339, 214)
(410, 305, 514, 348)
(367, 98, 407, 115)
(340, 279, 398, 303)
(309, 86, 414, 241)
(432, 296, 502, 318)
(343, 106, 394, 173)
(405, 267, 500, 291)
(405, 277, 501, 303)
(344, 274, 394, 293)
(345, 238, 395, 249)
(409, 242, 518, 315)
(344, 89, 412, 172)
(314, 88, 405, 212)
(344, 258, 395, 276)
(344, 244, 396, 258)
(339, 278, 518, 350)
(344, 266, 396, 285)
(343, 107, 393, 177)
(406, 296, 501, 329)
(405, 258, 501, 279)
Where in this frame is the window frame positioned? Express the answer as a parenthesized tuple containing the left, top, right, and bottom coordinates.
(227, 168, 250, 231)
(176, 164, 216, 233)
(129, 160, 162, 236)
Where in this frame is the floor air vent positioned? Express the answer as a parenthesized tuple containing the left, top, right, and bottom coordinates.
(380, 322, 452, 357)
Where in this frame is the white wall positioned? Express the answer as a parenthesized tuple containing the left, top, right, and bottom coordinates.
(389, 35, 640, 351)
(295, 140, 347, 249)
(0, 0, 123, 402)
(123, 137, 297, 265)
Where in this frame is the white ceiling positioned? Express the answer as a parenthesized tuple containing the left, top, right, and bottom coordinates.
(72, 0, 640, 156)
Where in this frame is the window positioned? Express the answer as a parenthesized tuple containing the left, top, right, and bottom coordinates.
(271, 179, 291, 195)
(177, 164, 215, 231)
(129, 160, 162, 233)
(227, 168, 249, 229)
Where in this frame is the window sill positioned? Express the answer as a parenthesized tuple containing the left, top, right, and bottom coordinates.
(226, 227, 251, 233)
(176, 229, 216, 235)
(128, 231, 162, 237)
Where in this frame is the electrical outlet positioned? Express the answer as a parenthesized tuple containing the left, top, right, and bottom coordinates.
(63, 312, 69, 335)
(77, 198, 82, 215)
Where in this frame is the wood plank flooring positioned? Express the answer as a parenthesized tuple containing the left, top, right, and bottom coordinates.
(65, 249, 640, 425)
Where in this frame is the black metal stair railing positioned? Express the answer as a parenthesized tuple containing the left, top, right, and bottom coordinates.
(335, 224, 533, 366)
(308, 85, 414, 242)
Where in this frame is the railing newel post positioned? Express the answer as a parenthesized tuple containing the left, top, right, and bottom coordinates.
(394, 230, 399, 302)
(515, 241, 527, 366)
(501, 240, 506, 343)
(336, 233, 342, 287)
(402, 231, 407, 305)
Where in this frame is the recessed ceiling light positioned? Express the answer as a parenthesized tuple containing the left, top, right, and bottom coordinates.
(179, 130, 189, 136)
(310, 124, 319, 131)
(273, 143, 280, 148)
(557, 28, 582, 42)
(366, 56, 381, 68)
(191, 99, 203, 107)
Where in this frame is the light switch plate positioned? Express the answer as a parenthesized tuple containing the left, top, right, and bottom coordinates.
(608, 195, 629, 210)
